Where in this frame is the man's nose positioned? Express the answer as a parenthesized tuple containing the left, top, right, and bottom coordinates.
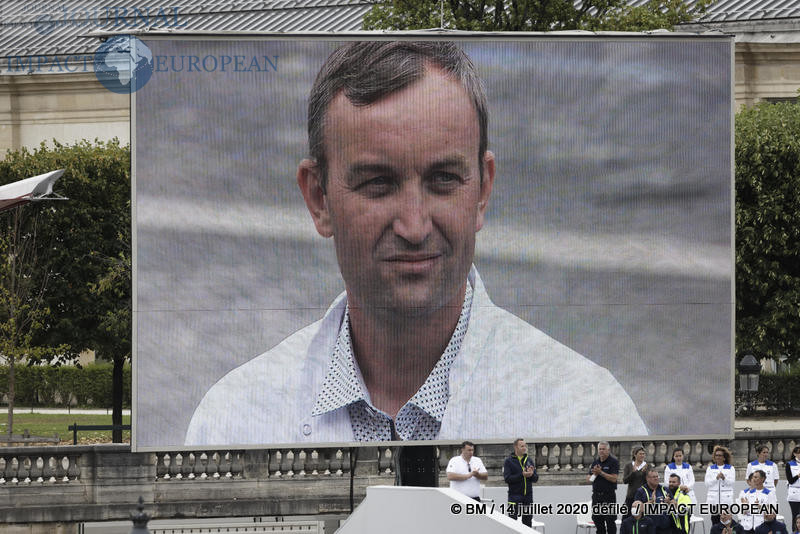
(392, 181, 432, 245)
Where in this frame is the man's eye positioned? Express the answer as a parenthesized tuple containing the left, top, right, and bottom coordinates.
(433, 172, 457, 182)
(357, 176, 393, 195)
(429, 172, 461, 189)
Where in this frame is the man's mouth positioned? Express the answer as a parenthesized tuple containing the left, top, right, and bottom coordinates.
(385, 253, 440, 262)
(383, 253, 441, 273)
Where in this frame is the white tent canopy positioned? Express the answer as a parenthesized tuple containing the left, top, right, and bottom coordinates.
(0, 169, 66, 212)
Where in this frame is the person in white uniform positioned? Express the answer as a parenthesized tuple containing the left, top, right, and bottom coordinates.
(738, 472, 755, 531)
(739, 470, 778, 532)
(745, 445, 780, 490)
(705, 445, 736, 526)
(446, 441, 488, 500)
(664, 448, 697, 504)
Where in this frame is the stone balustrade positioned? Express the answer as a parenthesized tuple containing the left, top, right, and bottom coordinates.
(0, 451, 81, 484)
(0, 431, 797, 527)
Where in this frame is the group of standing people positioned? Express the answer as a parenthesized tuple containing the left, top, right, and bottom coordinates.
(447, 440, 800, 534)
(617, 444, 696, 534)
(596, 442, 800, 534)
(447, 438, 539, 526)
(623, 446, 698, 518)
(704, 444, 800, 534)
(591, 441, 690, 534)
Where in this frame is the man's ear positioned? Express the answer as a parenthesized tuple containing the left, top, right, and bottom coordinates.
(297, 158, 333, 238)
(475, 150, 495, 232)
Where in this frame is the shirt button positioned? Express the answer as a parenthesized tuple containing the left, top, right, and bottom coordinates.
(302, 423, 312, 436)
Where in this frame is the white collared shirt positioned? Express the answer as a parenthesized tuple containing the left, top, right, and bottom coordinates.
(311, 284, 473, 441)
(704, 463, 735, 505)
(738, 486, 776, 530)
(447, 454, 487, 498)
(664, 461, 696, 503)
(185, 267, 648, 445)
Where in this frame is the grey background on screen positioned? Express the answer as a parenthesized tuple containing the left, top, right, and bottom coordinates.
(134, 38, 732, 448)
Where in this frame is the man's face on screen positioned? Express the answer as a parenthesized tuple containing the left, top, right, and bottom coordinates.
(314, 67, 494, 317)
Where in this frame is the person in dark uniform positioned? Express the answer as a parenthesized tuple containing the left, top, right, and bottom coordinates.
(503, 438, 538, 528)
(786, 446, 800, 524)
(755, 514, 789, 534)
(621, 501, 655, 534)
(710, 512, 744, 534)
(633, 468, 672, 534)
(588, 441, 620, 534)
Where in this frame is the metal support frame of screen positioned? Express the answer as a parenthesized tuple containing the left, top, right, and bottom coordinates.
(132, 32, 734, 452)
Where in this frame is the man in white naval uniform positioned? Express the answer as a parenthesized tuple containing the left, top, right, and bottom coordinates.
(739, 470, 778, 532)
(186, 41, 647, 446)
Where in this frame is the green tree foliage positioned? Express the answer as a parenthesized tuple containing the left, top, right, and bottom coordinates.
(588, 0, 713, 31)
(0, 205, 67, 434)
(362, 0, 711, 31)
(0, 363, 131, 408)
(0, 140, 130, 438)
(88, 207, 131, 354)
(88, 209, 131, 442)
(736, 101, 800, 364)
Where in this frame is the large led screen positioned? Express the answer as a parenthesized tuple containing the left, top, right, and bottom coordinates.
(133, 35, 733, 450)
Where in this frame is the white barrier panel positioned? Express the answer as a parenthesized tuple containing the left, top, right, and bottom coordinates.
(337, 486, 536, 534)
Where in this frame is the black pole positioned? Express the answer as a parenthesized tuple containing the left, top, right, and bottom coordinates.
(349, 447, 359, 512)
(112, 354, 124, 443)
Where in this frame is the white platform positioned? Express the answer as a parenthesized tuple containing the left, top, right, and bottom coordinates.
(336, 486, 539, 534)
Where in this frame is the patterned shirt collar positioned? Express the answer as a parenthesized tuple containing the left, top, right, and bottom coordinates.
(311, 281, 473, 441)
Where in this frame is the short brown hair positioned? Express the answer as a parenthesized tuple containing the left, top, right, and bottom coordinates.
(307, 41, 489, 190)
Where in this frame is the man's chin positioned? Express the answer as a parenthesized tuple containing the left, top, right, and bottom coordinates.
(346, 273, 466, 319)
(366, 289, 456, 319)
(377, 297, 445, 319)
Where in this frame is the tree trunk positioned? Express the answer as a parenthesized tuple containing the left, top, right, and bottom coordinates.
(7, 359, 14, 437)
(6, 208, 18, 438)
(112, 354, 123, 442)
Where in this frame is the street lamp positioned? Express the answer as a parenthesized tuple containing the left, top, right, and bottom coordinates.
(737, 354, 762, 414)
(130, 496, 150, 534)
